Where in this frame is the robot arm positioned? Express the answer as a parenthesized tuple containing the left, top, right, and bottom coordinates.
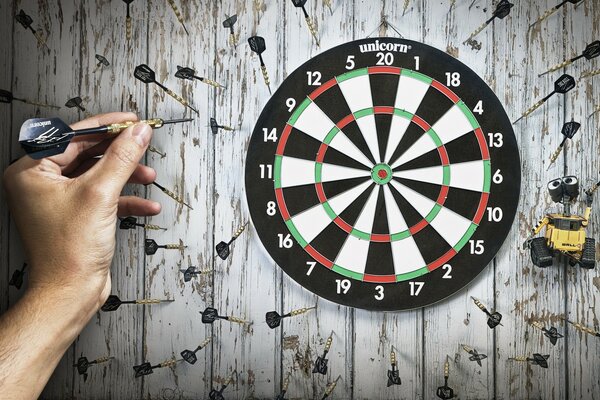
(523, 217, 550, 249)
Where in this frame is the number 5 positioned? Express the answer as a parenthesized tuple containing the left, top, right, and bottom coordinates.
(346, 55, 355, 70)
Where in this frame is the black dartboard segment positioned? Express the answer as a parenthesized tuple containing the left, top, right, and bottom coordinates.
(245, 38, 521, 311)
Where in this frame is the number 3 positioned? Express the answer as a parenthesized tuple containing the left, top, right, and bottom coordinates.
(374, 285, 384, 300)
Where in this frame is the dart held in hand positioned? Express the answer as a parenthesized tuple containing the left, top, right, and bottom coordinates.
(291, 0, 320, 47)
(175, 65, 226, 89)
(101, 294, 174, 312)
(265, 306, 315, 329)
(134, 64, 198, 114)
(216, 222, 248, 260)
(539, 40, 600, 77)
(248, 36, 272, 95)
(513, 74, 576, 124)
(145, 239, 187, 255)
(313, 330, 334, 375)
(0, 89, 60, 109)
(463, 0, 513, 44)
(180, 337, 212, 365)
(19, 116, 192, 159)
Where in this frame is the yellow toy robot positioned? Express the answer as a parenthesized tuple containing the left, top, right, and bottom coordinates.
(524, 176, 596, 269)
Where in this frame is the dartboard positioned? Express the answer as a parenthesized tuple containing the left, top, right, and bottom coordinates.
(245, 38, 520, 311)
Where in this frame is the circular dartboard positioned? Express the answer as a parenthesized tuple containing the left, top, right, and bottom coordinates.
(245, 38, 520, 311)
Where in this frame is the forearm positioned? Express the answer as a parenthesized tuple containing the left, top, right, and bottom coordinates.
(0, 285, 100, 399)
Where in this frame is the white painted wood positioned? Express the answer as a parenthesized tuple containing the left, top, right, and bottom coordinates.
(421, 1, 495, 399)
(0, 1, 597, 399)
(494, 1, 568, 399)
(564, 2, 600, 399)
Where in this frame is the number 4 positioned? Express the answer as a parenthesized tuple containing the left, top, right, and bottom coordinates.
(473, 100, 484, 115)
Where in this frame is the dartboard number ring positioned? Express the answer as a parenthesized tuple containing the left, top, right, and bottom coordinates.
(245, 38, 520, 311)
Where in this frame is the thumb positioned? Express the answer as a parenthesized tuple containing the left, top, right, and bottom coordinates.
(87, 123, 153, 195)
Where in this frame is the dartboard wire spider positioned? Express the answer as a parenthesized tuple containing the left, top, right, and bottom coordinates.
(366, 15, 403, 38)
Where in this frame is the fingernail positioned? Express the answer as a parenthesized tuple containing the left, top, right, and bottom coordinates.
(133, 123, 152, 147)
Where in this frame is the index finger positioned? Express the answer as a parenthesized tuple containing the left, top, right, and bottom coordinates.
(49, 112, 139, 167)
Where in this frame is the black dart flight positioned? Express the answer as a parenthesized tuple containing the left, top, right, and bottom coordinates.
(539, 40, 600, 77)
(513, 74, 576, 124)
(265, 306, 315, 329)
(15, 9, 49, 50)
(547, 120, 580, 169)
(8, 263, 27, 290)
(175, 65, 226, 88)
(531, 321, 564, 345)
(464, 0, 513, 44)
(65, 97, 86, 112)
(119, 216, 167, 231)
(0, 89, 60, 109)
(101, 294, 174, 312)
(461, 344, 487, 366)
(93, 54, 110, 73)
(133, 358, 180, 378)
(180, 337, 211, 365)
(248, 36, 272, 94)
(222, 15, 238, 46)
(134, 64, 198, 114)
(74, 355, 113, 382)
(180, 266, 213, 282)
(19, 117, 192, 159)
(210, 118, 235, 135)
(530, 0, 585, 28)
(216, 223, 248, 260)
(290, 0, 320, 46)
(509, 353, 550, 369)
(436, 356, 454, 399)
(209, 372, 235, 400)
(201, 307, 249, 325)
(387, 348, 401, 387)
(144, 239, 186, 256)
(313, 331, 334, 375)
(471, 297, 503, 329)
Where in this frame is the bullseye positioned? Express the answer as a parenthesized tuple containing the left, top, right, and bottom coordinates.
(371, 164, 393, 185)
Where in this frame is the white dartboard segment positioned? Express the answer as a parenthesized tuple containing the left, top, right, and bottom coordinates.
(394, 161, 486, 193)
(279, 156, 316, 188)
(391, 238, 428, 276)
(352, 185, 380, 233)
(334, 232, 371, 275)
(390, 132, 437, 169)
(327, 180, 374, 216)
(383, 185, 410, 233)
(390, 180, 437, 218)
(290, 203, 335, 244)
(431, 104, 475, 145)
(328, 130, 375, 168)
(320, 162, 371, 183)
(429, 207, 474, 247)
(292, 100, 336, 142)
(384, 114, 412, 164)
(355, 114, 382, 163)
(394, 73, 431, 114)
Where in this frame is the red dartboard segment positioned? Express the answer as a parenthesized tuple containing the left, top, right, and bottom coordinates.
(308, 78, 337, 100)
(275, 188, 291, 221)
(316, 143, 328, 164)
(438, 146, 450, 166)
(305, 245, 334, 269)
(436, 185, 450, 205)
(474, 128, 491, 160)
(473, 192, 490, 225)
(368, 66, 401, 75)
(370, 233, 392, 243)
(333, 216, 353, 235)
(373, 106, 395, 115)
(336, 114, 356, 130)
(431, 80, 461, 104)
(409, 219, 430, 235)
(275, 124, 293, 156)
(363, 273, 397, 283)
(411, 114, 431, 131)
(427, 249, 458, 271)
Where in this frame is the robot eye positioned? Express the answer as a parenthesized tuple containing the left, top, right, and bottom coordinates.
(562, 176, 578, 185)
(549, 179, 561, 189)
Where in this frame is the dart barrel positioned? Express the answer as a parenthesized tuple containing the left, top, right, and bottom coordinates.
(390, 350, 397, 365)
(444, 359, 449, 377)
(305, 17, 320, 45)
(324, 334, 333, 352)
(135, 299, 166, 305)
(227, 315, 247, 324)
(229, 33, 238, 46)
(164, 88, 192, 110)
(233, 224, 247, 238)
(160, 359, 179, 368)
(166, 0, 187, 31)
(290, 307, 313, 316)
(260, 65, 271, 86)
(581, 68, 600, 79)
(203, 78, 223, 88)
(509, 356, 528, 362)
(540, 59, 573, 76)
(472, 297, 486, 312)
(531, 6, 559, 27)
(465, 22, 487, 43)
(549, 146, 563, 164)
(126, 16, 132, 41)
(164, 244, 185, 250)
(144, 223, 166, 231)
(531, 321, 545, 331)
(94, 356, 114, 364)
(520, 99, 545, 120)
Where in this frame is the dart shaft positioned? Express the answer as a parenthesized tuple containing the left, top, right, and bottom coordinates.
(163, 88, 197, 114)
(549, 145, 564, 165)
(126, 16, 132, 41)
(19, 99, 60, 109)
(517, 98, 546, 122)
(465, 21, 489, 43)
(305, 17, 320, 46)
(540, 59, 573, 76)
(166, 0, 189, 34)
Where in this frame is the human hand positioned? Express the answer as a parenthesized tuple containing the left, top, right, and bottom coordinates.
(2, 112, 160, 313)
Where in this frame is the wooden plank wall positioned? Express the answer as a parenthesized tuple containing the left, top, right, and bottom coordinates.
(0, 0, 598, 399)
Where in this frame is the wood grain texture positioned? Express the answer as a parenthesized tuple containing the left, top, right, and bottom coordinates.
(0, 1, 598, 399)
(72, 1, 149, 399)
